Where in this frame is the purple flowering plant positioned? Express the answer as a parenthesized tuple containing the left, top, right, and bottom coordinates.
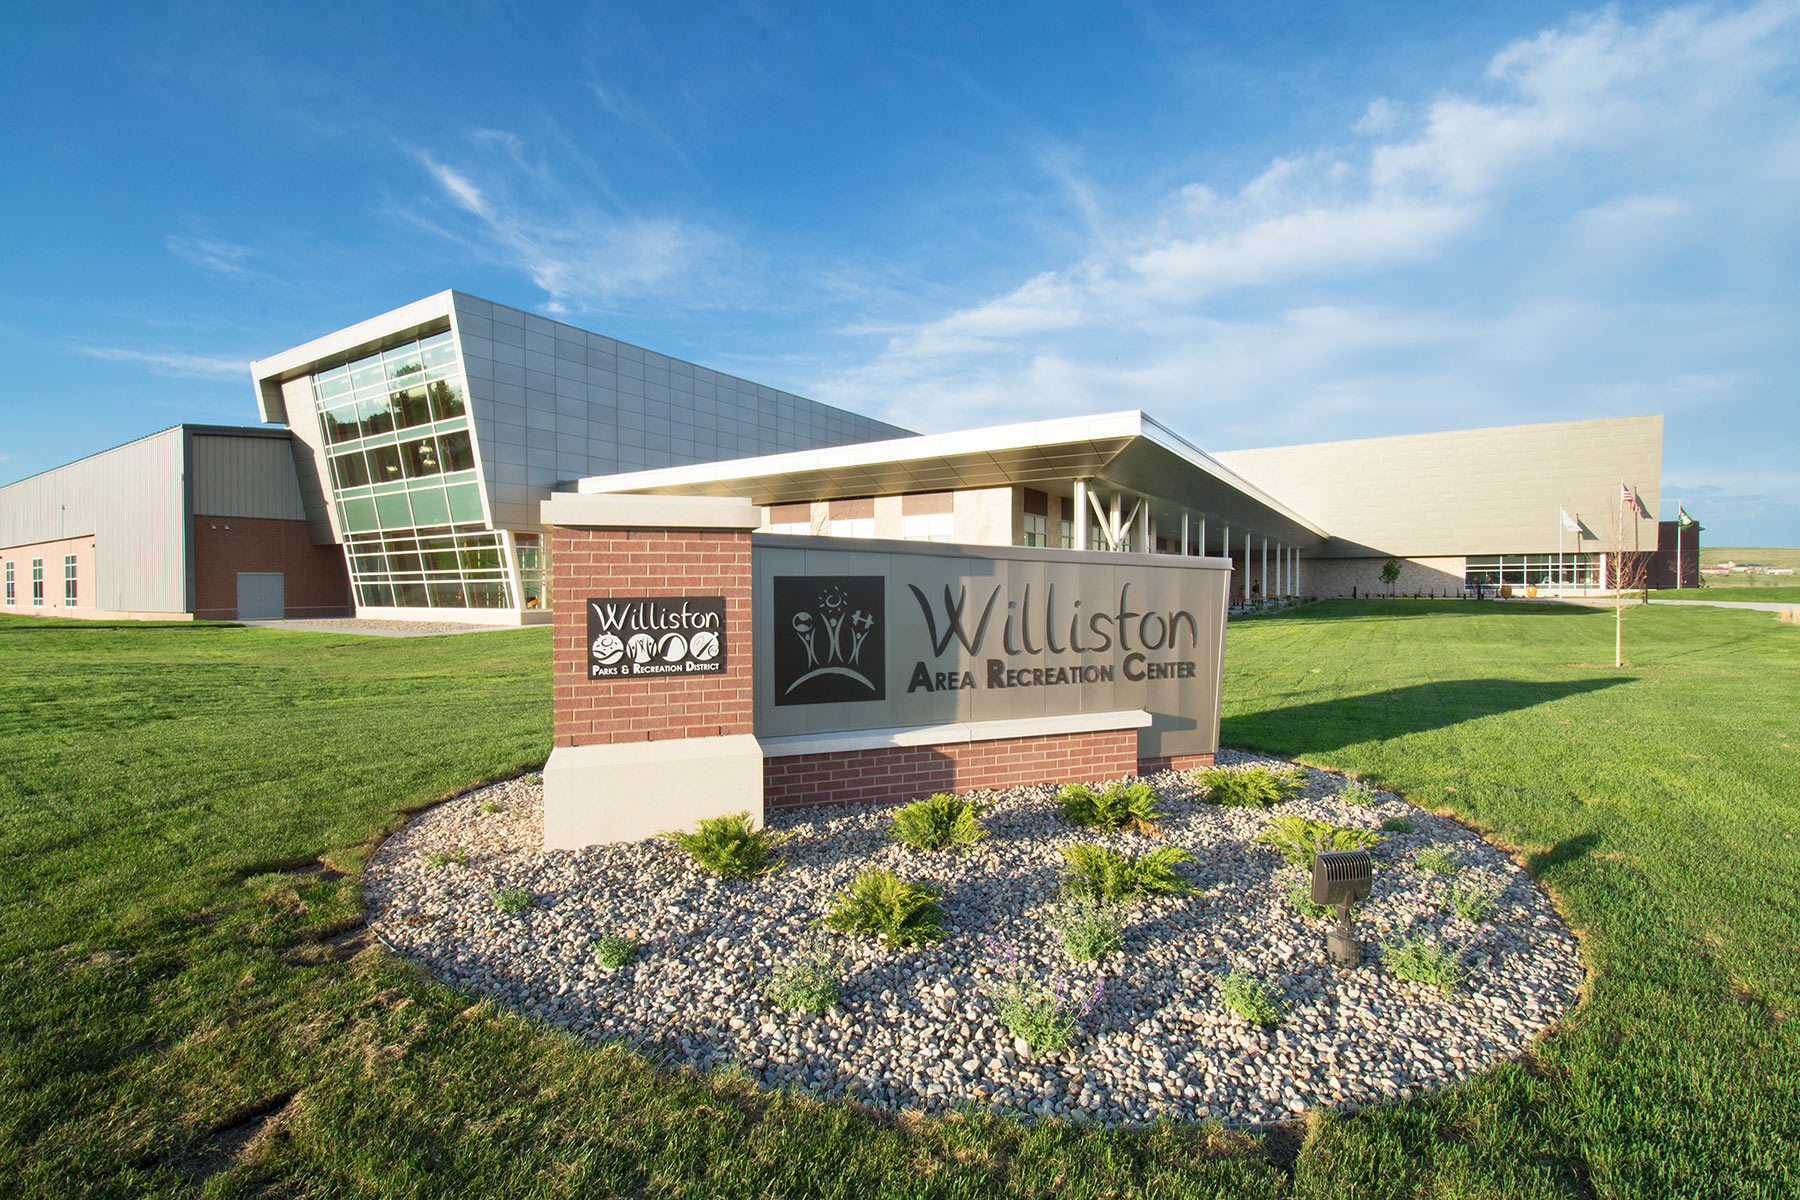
(979, 935, 1104, 1054)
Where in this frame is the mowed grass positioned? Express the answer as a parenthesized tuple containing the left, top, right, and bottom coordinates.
(2, 602, 1798, 1197)
(1651, 586, 1800, 603)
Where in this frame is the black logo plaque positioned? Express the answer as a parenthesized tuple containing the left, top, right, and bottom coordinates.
(587, 596, 727, 680)
(772, 576, 886, 705)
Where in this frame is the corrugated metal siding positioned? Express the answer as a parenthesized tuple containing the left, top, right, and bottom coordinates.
(192, 433, 308, 519)
(0, 427, 188, 611)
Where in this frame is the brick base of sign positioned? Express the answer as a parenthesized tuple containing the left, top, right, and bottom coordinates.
(1136, 752, 1218, 773)
(764, 729, 1141, 810)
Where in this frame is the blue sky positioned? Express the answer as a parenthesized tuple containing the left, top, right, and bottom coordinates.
(3, 1, 1796, 544)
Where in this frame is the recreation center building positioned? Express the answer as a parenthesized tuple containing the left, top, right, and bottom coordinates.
(1, 290, 1696, 623)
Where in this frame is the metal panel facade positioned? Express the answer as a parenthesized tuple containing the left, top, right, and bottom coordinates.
(0, 427, 187, 612)
(191, 433, 308, 520)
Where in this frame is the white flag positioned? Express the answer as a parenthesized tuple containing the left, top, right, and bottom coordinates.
(1559, 508, 1580, 533)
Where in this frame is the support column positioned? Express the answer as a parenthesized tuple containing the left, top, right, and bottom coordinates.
(1275, 542, 1283, 597)
(1136, 498, 1150, 554)
(1181, 512, 1189, 557)
(1198, 514, 1207, 557)
(1074, 479, 1090, 551)
(1244, 531, 1252, 601)
(1260, 537, 1268, 603)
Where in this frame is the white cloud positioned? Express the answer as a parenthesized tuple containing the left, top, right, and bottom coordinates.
(73, 345, 248, 378)
(164, 234, 260, 277)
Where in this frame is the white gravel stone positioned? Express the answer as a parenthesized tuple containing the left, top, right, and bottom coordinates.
(363, 750, 1584, 1127)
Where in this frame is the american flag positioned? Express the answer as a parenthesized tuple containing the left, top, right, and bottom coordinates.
(1621, 483, 1648, 517)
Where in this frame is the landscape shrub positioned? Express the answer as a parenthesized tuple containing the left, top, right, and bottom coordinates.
(1383, 931, 1466, 994)
(765, 933, 843, 1013)
(1255, 815, 1386, 871)
(1195, 764, 1304, 808)
(1286, 881, 1337, 921)
(1413, 846, 1463, 876)
(1338, 779, 1380, 806)
(592, 933, 638, 968)
(823, 868, 945, 948)
(982, 938, 1103, 1054)
(1045, 895, 1125, 961)
(1056, 781, 1163, 831)
(1445, 879, 1501, 922)
(492, 887, 531, 914)
(1219, 968, 1282, 1026)
(663, 811, 788, 879)
(1381, 817, 1414, 833)
(478, 799, 503, 814)
(1059, 843, 1193, 905)
(890, 792, 988, 851)
(425, 846, 466, 868)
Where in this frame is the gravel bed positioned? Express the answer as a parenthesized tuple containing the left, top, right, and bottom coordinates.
(364, 752, 1583, 1128)
(237, 618, 519, 636)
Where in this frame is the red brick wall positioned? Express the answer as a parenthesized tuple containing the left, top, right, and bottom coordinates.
(552, 528, 754, 748)
(764, 729, 1140, 809)
(192, 517, 350, 619)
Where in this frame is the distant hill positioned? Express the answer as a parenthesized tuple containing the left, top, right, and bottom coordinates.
(1698, 546, 1800, 578)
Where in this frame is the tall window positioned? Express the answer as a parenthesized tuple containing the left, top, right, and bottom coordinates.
(64, 555, 77, 605)
(901, 512, 954, 542)
(31, 558, 44, 606)
(1061, 519, 1074, 549)
(1465, 553, 1598, 588)
(1023, 513, 1049, 547)
(3, 561, 12, 605)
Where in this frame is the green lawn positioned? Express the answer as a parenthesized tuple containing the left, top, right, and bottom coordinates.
(2, 604, 1797, 1198)
(1651, 586, 1800, 603)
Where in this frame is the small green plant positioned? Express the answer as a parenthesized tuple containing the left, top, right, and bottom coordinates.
(1219, 968, 1282, 1026)
(425, 846, 466, 868)
(592, 933, 638, 968)
(1195, 764, 1304, 808)
(1339, 779, 1380, 806)
(1045, 894, 1125, 961)
(1059, 843, 1194, 905)
(1255, 815, 1386, 871)
(1384, 931, 1466, 994)
(982, 937, 1103, 1054)
(663, 811, 788, 879)
(823, 868, 945, 948)
(1445, 879, 1502, 922)
(1057, 781, 1164, 831)
(1413, 846, 1463, 876)
(1286, 881, 1336, 921)
(890, 792, 988, 851)
(478, 800, 503, 814)
(522, 771, 543, 785)
(765, 933, 842, 1013)
(492, 886, 531, 914)
(1381, 817, 1414, 833)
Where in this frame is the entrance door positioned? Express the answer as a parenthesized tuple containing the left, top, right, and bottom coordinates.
(237, 572, 285, 620)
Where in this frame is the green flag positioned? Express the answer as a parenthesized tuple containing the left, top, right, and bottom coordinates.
(1679, 506, 1696, 528)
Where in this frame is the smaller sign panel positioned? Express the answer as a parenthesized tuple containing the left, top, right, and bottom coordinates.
(587, 596, 727, 680)
(772, 575, 886, 705)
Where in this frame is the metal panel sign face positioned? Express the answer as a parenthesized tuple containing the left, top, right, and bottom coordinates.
(754, 541, 1232, 758)
(587, 596, 727, 680)
(772, 576, 886, 705)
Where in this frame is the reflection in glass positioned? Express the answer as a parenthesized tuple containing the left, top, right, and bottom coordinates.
(439, 429, 474, 472)
(401, 437, 441, 478)
(331, 451, 371, 489)
(366, 443, 404, 481)
(428, 581, 467, 608)
(427, 380, 465, 420)
(323, 405, 361, 443)
(358, 393, 395, 437)
(467, 582, 511, 608)
(390, 387, 433, 429)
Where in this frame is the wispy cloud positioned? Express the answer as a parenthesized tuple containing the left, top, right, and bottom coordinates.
(404, 131, 735, 315)
(813, 1, 1800, 444)
(164, 234, 261, 278)
(73, 345, 248, 378)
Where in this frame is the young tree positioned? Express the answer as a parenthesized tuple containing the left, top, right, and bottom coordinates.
(1380, 558, 1404, 597)
(1605, 490, 1653, 667)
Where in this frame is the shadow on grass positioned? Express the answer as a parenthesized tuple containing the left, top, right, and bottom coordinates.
(1225, 676, 1634, 753)
(1527, 832, 1601, 874)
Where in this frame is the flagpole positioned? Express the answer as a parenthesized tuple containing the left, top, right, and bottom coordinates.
(1676, 498, 1682, 591)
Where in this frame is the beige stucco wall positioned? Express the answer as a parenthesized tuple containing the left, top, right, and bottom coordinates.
(1214, 415, 1662, 558)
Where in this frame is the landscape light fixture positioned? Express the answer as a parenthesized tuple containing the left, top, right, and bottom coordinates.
(1311, 849, 1373, 967)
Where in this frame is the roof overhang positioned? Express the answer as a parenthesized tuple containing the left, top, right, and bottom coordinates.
(248, 291, 459, 425)
(574, 410, 1331, 547)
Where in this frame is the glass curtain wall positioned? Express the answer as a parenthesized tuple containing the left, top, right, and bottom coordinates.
(1465, 553, 1599, 589)
(308, 329, 523, 611)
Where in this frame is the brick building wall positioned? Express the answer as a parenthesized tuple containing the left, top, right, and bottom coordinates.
(764, 728, 1141, 810)
(551, 527, 754, 748)
(192, 517, 350, 620)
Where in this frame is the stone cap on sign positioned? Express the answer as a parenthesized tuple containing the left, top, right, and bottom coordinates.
(540, 492, 761, 531)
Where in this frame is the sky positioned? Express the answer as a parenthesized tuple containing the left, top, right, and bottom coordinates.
(2, 0, 1796, 544)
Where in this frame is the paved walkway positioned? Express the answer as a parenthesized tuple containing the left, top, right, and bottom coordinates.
(235, 618, 522, 638)
(1645, 597, 1799, 613)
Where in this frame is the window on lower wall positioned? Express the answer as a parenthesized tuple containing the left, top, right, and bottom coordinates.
(4, 561, 12, 605)
(1023, 513, 1048, 546)
(1465, 553, 1599, 588)
(1061, 519, 1074, 549)
(64, 555, 76, 605)
(31, 558, 43, 606)
(901, 512, 954, 542)
(829, 517, 875, 538)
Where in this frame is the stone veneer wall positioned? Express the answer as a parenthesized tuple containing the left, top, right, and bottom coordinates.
(764, 729, 1142, 810)
(550, 527, 755, 747)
